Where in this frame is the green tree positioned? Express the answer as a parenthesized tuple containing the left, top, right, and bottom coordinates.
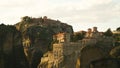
(73, 31, 86, 42)
(104, 28, 113, 37)
(116, 27, 120, 31)
(21, 16, 32, 23)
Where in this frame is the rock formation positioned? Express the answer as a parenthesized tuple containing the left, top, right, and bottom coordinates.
(0, 24, 29, 68)
(15, 16, 74, 68)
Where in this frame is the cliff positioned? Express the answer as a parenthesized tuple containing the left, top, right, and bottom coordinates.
(0, 24, 29, 68)
(15, 16, 74, 68)
(15, 16, 73, 51)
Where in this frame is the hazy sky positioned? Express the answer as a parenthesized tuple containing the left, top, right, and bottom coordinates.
(0, 0, 120, 31)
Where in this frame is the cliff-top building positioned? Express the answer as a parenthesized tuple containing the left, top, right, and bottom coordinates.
(38, 27, 115, 68)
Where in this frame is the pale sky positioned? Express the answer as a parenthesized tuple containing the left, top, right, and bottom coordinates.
(0, 0, 120, 31)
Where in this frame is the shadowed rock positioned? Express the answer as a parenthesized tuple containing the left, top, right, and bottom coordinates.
(89, 58, 120, 68)
(0, 24, 29, 68)
(80, 45, 108, 68)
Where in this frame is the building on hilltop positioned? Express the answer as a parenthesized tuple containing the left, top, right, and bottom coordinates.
(85, 28, 92, 38)
(38, 29, 115, 68)
(83, 27, 102, 46)
(53, 32, 71, 43)
(39, 32, 82, 68)
(42, 16, 48, 23)
(84, 27, 101, 39)
(93, 27, 98, 33)
(92, 27, 101, 39)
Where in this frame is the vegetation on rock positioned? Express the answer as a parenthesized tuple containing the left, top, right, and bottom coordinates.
(73, 31, 86, 42)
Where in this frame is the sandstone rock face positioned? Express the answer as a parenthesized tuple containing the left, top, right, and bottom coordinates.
(0, 24, 29, 68)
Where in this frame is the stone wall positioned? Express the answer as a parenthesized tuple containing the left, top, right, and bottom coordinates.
(38, 32, 115, 68)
